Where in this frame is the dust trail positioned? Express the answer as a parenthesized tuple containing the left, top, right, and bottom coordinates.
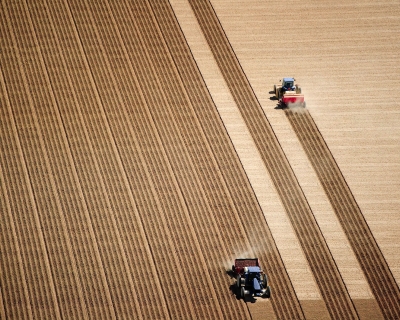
(222, 244, 267, 270)
(287, 102, 307, 114)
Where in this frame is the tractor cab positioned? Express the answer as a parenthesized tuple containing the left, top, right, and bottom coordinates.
(244, 266, 263, 292)
(281, 77, 296, 92)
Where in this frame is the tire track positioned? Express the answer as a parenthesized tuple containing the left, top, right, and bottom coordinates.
(286, 109, 400, 319)
(188, 1, 359, 319)
(148, 1, 305, 319)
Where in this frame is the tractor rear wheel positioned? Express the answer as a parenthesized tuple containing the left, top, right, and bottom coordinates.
(236, 275, 241, 288)
(276, 88, 281, 99)
(265, 286, 271, 298)
(241, 287, 246, 298)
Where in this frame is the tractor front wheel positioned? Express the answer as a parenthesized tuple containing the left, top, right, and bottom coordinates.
(261, 274, 268, 288)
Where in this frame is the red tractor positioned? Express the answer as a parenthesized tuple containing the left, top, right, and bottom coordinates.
(274, 77, 305, 107)
(232, 258, 271, 299)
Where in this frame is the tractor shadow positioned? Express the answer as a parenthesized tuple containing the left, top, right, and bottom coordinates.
(274, 103, 286, 110)
(269, 90, 279, 101)
(269, 90, 282, 109)
(226, 270, 241, 300)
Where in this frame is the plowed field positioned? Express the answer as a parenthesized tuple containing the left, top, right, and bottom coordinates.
(1, 0, 399, 319)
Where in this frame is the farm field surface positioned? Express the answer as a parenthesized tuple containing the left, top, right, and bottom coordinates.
(0, 0, 399, 319)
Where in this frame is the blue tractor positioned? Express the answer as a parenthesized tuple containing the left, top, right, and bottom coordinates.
(232, 258, 271, 299)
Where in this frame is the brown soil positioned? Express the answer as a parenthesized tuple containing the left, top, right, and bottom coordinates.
(0, 0, 399, 319)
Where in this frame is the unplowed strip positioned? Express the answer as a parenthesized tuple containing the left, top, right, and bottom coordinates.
(286, 109, 400, 319)
(189, 1, 359, 318)
(148, 1, 304, 319)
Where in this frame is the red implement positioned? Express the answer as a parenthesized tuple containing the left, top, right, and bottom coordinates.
(282, 93, 304, 105)
(232, 258, 260, 275)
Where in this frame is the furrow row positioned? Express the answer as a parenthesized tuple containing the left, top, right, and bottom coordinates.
(29, 0, 142, 318)
(134, 0, 251, 318)
(106, 1, 221, 318)
(188, 0, 360, 318)
(0, 276, 6, 320)
(0, 128, 33, 320)
(0, 4, 64, 319)
(148, 2, 303, 317)
(95, 1, 212, 318)
(66, 0, 220, 317)
(62, 0, 169, 317)
(286, 109, 400, 319)
(12, 2, 101, 319)
(62, 0, 176, 318)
